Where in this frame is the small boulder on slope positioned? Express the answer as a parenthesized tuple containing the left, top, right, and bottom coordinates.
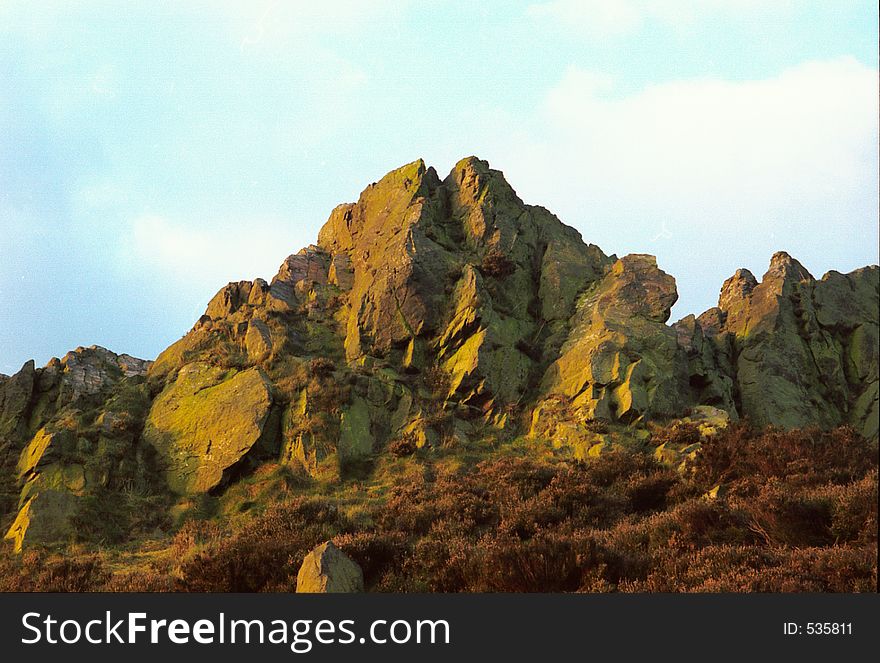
(296, 541, 364, 593)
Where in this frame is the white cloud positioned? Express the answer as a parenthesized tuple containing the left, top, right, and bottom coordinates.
(224, 0, 410, 51)
(479, 57, 878, 315)
(527, 0, 642, 36)
(535, 57, 877, 213)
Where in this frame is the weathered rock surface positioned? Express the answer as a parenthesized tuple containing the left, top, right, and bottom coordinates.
(143, 364, 274, 494)
(539, 254, 690, 424)
(1, 347, 156, 550)
(296, 541, 364, 593)
(3, 156, 878, 552)
(684, 252, 879, 439)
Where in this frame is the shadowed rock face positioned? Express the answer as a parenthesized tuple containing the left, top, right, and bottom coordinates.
(2, 157, 878, 551)
(539, 254, 690, 424)
(680, 252, 879, 438)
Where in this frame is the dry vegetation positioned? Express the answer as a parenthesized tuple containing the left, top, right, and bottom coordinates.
(1, 424, 876, 592)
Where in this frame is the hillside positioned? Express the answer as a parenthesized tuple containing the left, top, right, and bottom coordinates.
(1, 157, 876, 591)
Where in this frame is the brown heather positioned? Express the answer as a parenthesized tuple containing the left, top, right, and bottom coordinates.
(1, 424, 874, 592)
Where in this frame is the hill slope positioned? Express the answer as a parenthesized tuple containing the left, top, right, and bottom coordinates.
(1, 157, 877, 567)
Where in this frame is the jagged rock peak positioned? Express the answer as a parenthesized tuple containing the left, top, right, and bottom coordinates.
(316, 156, 550, 254)
(764, 250, 813, 284)
(445, 155, 523, 205)
(317, 158, 440, 254)
(718, 269, 757, 311)
(717, 252, 815, 314)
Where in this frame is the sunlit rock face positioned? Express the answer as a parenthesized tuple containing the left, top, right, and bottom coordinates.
(2, 156, 878, 551)
(1, 346, 154, 552)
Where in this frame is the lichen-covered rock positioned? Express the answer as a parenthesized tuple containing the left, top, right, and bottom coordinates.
(338, 396, 375, 460)
(245, 318, 273, 362)
(437, 265, 532, 407)
(3, 427, 84, 551)
(4, 491, 79, 553)
(296, 541, 364, 593)
(313, 156, 611, 417)
(698, 253, 879, 438)
(51, 346, 150, 404)
(5, 155, 878, 553)
(528, 397, 606, 458)
(0, 360, 35, 442)
(143, 364, 273, 494)
(267, 247, 329, 312)
(673, 314, 738, 415)
(540, 254, 691, 423)
(318, 159, 451, 361)
(1, 348, 155, 547)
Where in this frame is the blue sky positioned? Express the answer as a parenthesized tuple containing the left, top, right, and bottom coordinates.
(1, 0, 878, 374)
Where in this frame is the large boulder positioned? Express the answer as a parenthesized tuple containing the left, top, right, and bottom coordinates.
(143, 364, 274, 494)
(296, 541, 364, 593)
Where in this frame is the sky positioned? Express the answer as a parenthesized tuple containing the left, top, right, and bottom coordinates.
(1, 0, 878, 375)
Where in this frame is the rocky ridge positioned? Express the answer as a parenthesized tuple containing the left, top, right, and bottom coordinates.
(1, 157, 877, 550)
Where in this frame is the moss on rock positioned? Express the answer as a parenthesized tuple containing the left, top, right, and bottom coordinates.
(143, 364, 274, 494)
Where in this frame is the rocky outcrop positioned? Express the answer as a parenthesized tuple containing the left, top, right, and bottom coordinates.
(539, 254, 691, 424)
(316, 157, 611, 411)
(143, 364, 274, 494)
(296, 541, 364, 593)
(142, 156, 616, 480)
(684, 253, 879, 439)
(1, 346, 156, 551)
(0, 360, 35, 445)
(3, 156, 878, 552)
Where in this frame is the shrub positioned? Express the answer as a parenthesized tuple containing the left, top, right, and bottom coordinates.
(479, 248, 516, 278)
(0, 551, 109, 592)
(176, 498, 345, 592)
(3, 424, 875, 593)
(584, 418, 610, 434)
(649, 420, 701, 447)
(308, 357, 336, 378)
(388, 434, 417, 457)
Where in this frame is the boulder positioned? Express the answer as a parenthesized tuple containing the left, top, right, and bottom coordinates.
(267, 247, 329, 312)
(143, 364, 274, 494)
(338, 396, 375, 460)
(296, 541, 364, 593)
(245, 318, 273, 362)
(206, 281, 255, 320)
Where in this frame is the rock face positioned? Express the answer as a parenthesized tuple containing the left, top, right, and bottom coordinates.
(539, 254, 690, 424)
(143, 364, 274, 494)
(1, 346, 156, 551)
(296, 541, 364, 593)
(684, 252, 879, 439)
(144, 156, 615, 479)
(3, 156, 878, 551)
